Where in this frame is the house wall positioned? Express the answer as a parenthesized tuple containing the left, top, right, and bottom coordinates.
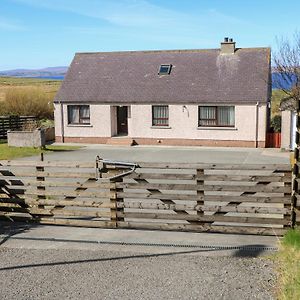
(281, 110, 293, 150)
(54, 104, 112, 143)
(54, 103, 267, 147)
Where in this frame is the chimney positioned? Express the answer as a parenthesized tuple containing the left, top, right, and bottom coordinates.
(220, 37, 236, 54)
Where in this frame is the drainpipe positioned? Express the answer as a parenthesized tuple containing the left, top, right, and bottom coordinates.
(255, 102, 259, 148)
(59, 101, 65, 143)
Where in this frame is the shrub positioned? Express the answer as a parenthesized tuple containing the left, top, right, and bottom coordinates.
(271, 115, 282, 132)
(0, 87, 54, 119)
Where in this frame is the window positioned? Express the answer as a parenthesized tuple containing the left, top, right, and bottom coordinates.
(152, 105, 169, 126)
(67, 105, 90, 125)
(158, 64, 172, 75)
(198, 106, 235, 127)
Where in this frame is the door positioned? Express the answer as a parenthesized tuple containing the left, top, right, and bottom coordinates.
(117, 106, 128, 135)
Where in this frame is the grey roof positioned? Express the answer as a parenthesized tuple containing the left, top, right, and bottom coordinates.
(55, 47, 271, 104)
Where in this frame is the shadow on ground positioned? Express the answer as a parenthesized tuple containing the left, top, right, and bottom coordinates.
(0, 221, 36, 246)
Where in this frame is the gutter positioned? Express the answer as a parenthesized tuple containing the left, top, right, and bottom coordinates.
(59, 101, 65, 143)
(255, 102, 259, 148)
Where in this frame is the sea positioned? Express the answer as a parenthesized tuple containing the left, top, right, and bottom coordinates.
(29, 76, 64, 80)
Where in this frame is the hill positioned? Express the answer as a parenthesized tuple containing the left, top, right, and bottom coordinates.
(0, 66, 68, 79)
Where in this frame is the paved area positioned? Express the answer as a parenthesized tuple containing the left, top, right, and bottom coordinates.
(0, 247, 276, 300)
(25, 143, 290, 164)
(0, 224, 279, 256)
(0, 223, 277, 299)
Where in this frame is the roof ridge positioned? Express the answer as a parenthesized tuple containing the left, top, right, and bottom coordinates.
(75, 47, 270, 56)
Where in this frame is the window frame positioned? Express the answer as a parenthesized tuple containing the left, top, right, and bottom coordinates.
(152, 105, 169, 127)
(67, 105, 91, 125)
(198, 106, 235, 128)
(158, 64, 172, 75)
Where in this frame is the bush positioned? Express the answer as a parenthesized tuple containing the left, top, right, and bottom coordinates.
(0, 87, 54, 119)
(271, 115, 281, 132)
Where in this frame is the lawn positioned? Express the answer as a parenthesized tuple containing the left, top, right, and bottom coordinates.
(276, 228, 300, 299)
(0, 143, 82, 160)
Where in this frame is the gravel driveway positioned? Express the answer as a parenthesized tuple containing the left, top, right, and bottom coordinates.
(0, 247, 275, 300)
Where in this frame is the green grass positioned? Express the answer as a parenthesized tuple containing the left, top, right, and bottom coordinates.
(0, 76, 62, 86)
(282, 228, 300, 250)
(276, 228, 300, 300)
(0, 143, 82, 160)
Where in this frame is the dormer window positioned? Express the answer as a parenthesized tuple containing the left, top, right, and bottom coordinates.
(158, 64, 172, 75)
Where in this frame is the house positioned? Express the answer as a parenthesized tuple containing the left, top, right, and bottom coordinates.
(280, 97, 297, 150)
(54, 38, 271, 147)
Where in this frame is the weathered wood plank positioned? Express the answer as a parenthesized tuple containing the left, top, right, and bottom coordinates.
(22, 190, 112, 199)
(116, 192, 290, 203)
(117, 221, 287, 236)
(36, 218, 115, 228)
(204, 195, 291, 204)
(4, 180, 111, 189)
(117, 182, 289, 193)
(204, 185, 290, 193)
(117, 212, 289, 225)
(0, 160, 95, 168)
(116, 202, 289, 214)
(117, 182, 198, 190)
(0, 171, 96, 179)
(117, 192, 199, 201)
(136, 162, 291, 171)
(127, 173, 196, 180)
(29, 208, 111, 218)
(22, 199, 113, 208)
(204, 174, 292, 182)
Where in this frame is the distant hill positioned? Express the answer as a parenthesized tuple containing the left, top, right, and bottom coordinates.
(0, 66, 68, 79)
(0, 66, 293, 88)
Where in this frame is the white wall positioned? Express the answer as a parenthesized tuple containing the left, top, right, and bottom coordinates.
(129, 104, 267, 142)
(54, 103, 267, 143)
(54, 104, 112, 138)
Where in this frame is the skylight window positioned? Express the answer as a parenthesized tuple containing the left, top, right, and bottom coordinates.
(158, 64, 172, 75)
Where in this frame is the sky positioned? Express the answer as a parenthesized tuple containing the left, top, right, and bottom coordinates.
(0, 0, 299, 70)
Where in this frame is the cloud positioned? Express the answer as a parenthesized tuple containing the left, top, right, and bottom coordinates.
(14, 0, 246, 28)
(13, 0, 253, 47)
(0, 17, 25, 31)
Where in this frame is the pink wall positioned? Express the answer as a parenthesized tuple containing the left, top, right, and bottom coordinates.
(54, 103, 267, 144)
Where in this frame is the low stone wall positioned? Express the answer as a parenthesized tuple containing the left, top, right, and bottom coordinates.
(8, 129, 45, 147)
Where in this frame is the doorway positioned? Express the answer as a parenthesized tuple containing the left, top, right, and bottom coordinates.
(117, 106, 128, 135)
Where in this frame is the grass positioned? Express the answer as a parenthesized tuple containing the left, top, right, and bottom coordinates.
(0, 143, 82, 160)
(276, 228, 300, 299)
(0, 77, 61, 102)
(271, 89, 286, 117)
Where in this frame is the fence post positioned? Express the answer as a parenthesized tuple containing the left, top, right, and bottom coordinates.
(196, 168, 204, 220)
(283, 169, 293, 228)
(291, 162, 297, 228)
(109, 176, 124, 228)
(109, 179, 117, 228)
(36, 153, 46, 210)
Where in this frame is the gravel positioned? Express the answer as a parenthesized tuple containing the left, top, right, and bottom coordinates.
(0, 247, 276, 300)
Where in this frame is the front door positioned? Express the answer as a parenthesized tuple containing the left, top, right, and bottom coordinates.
(117, 106, 128, 135)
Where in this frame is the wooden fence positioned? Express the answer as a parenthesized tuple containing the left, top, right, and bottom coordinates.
(0, 116, 37, 139)
(0, 158, 294, 235)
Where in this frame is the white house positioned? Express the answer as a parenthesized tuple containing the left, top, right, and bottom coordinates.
(54, 38, 271, 147)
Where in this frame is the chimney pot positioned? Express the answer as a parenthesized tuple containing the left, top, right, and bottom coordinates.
(220, 37, 236, 55)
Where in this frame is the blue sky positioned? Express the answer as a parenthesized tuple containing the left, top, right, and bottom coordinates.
(0, 0, 299, 70)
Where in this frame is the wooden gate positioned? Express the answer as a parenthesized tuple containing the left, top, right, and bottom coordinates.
(0, 159, 293, 235)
